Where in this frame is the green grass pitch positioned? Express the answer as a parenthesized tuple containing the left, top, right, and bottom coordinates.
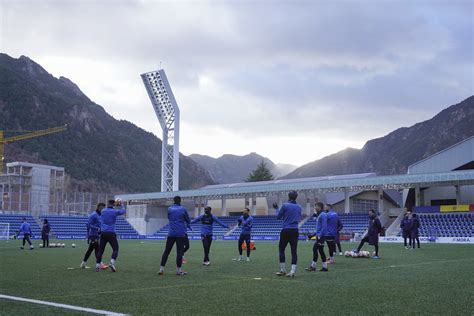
(1, 239, 473, 315)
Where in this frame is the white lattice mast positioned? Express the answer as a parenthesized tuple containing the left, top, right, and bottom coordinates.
(141, 69, 180, 192)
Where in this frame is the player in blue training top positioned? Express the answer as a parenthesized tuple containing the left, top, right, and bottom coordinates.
(80, 202, 105, 269)
(95, 199, 126, 272)
(159, 196, 191, 275)
(273, 190, 302, 277)
(234, 207, 253, 262)
(305, 202, 328, 272)
(191, 206, 229, 266)
(17, 217, 33, 250)
(324, 204, 339, 264)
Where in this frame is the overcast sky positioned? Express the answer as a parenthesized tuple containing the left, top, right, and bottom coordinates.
(1, 0, 473, 166)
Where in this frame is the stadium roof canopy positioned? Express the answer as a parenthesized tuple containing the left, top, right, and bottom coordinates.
(117, 170, 474, 202)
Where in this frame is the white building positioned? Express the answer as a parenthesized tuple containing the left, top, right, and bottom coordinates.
(404, 136, 474, 208)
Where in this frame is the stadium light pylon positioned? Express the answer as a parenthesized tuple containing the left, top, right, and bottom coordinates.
(141, 69, 180, 192)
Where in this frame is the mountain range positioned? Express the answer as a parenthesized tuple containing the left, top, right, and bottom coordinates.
(1, 53, 472, 192)
(283, 96, 474, 179)
(189, 152, 297, 184)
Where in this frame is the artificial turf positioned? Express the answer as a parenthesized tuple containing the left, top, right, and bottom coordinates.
(0, 239, 473, 315)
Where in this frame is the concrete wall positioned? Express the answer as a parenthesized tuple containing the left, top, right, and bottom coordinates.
(126, 204, 169, 235)
(30, 167, 51, 216)
(332, 191, 399, 214)
(207, 197, 269, 216)
(422, 186, 474, 205)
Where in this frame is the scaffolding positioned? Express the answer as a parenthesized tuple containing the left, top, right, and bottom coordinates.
(0, 162, 113, 216)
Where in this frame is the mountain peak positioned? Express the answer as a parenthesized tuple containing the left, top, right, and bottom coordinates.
(18, 55, 48, 77)
(59, 76, 88, 99)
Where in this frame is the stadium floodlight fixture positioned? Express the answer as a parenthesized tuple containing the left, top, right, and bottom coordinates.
(141, 69, 180, 192)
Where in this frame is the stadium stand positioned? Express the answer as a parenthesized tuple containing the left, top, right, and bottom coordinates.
(397, 212, 473, 238)
(227, 215, 281, 238)
(2, 211, 471, 240)
(38, 215, 139, 238)
(153, 216, 239, 238)
(0, 214, 41, 237)
(154, 213, 370, 239)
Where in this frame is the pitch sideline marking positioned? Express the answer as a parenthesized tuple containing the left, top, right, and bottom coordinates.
(0, 294, 127, 316)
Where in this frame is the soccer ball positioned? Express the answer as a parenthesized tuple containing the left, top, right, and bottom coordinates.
(71, 243, 76, 248)
(50, 243, 56, 248)
(372, 251, 376, 257)
(344, 251, 350, 257)
(39, 243, 43, 247)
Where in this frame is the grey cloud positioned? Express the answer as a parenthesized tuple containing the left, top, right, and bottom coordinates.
(1, 0, 472, 149)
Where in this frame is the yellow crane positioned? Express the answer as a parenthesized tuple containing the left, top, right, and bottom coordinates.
(0, 125, 67, 174)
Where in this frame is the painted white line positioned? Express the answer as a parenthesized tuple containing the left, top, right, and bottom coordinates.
(0, 294, 127, 316)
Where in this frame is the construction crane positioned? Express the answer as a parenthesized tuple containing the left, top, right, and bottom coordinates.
(0, 125, 68, 174)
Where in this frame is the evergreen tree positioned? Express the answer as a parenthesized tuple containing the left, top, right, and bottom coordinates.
(246, 160, 274, 182)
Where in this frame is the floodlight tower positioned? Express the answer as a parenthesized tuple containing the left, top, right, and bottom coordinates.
(141, 69, 180, 192)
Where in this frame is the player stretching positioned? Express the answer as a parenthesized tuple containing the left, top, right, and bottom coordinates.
(324, 204, 339, 264)
(305, 202, 328, 272)
(17, 218, 33, 250)
(96, 199, 126, 272)
(234, 208, 253, 262)
(354, 210, 382, 259)
(273, 191, 302, 277)
(191, 206, 229, 266)
(80, 203, 105, 269)
(159, 196, 191, 275)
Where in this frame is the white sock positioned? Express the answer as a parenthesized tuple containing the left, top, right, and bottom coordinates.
(291, 264, 296, 274)
(177, 267, 182, 273)
(279, 262, 286, 272)
(330, 256, 334, 261)
(159, 266, 164, 272)
(110, 259, 115, 265)
(82, 261, 86, 265)
(239, 255, 243, 259)
(322, 262, 327, 269)
(311, 261, 316, 268)
(96, 263, 100, 268)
